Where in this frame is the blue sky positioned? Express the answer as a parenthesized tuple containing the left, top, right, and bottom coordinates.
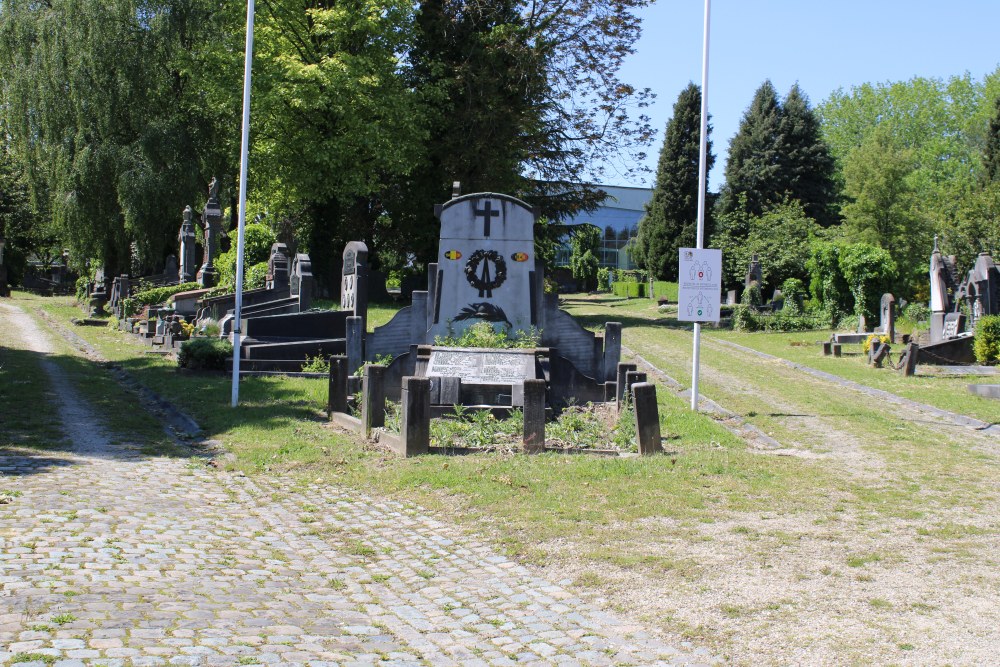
(614, 0, 1000, 190)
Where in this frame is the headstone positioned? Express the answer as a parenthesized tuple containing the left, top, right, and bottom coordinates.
(340, 241, 369, 330)
(429, 194, 539, 340)
(179, 206, 197, 282)
(971, 252, 1000, 318)
(89, 267, 108, 316)
(744, 254, 762, 292)
(876, 293, 896, 342)
(726, 290, 737, 306)
(163, 255, 178, 283)
(267, 243, 290, 290)
(291, 253, 314, 310)
(197, 178, 223, 287)
(942, 312, 965, 339)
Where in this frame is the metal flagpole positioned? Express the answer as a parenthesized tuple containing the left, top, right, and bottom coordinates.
(691, 0, 711, 411)
(231, 0, 256, 408)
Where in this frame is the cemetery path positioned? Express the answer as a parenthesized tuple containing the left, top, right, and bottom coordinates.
(1, 302, 718, 666)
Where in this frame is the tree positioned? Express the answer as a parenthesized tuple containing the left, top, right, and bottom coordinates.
(778, 85, 838, 227)
(570, 224, 602, 291)
(838, 242, 896, 324)
(840, 127, 930, 294)
(983, 95, 1000, 183)
(400, 0, 655, 264)
(635, 83, 713, 281)
(0, 130, 55, 285)
(715, 81, 783, 221)
(0, 0, 239, 275)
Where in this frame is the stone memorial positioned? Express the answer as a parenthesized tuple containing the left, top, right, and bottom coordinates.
(875, 293, 896, 342)
(340, 241, 369, 329)
(178, 206, 198, 283)
(196, 178, 223, 288)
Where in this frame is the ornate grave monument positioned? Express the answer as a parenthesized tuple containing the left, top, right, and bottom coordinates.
(196, 178, 223, 288)
(178, 205, 198, 283)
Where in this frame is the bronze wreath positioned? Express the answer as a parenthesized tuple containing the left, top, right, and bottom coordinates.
(464, 249, 507, 292)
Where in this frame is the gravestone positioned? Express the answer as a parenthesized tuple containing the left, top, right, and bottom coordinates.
(163, 255, 178, 282)
(179, 206, 198, 282)
(970, 252, 1000, 320)
(340, 241, 369, 330)
(875, 293, 896, 342)
(429, 194, 538, 340)
(89, 268, 108, 316)
(266, 243, 290, 290)
(744, 254, 762, 292)
(291, 253, 313, 310)
(197, 178, 223, 288)
(942, 312, 965, 339)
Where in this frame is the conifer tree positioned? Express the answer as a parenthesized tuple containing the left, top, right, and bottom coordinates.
(714, 81, 783, 221)
(635, 83, 713, 280)
(778, 85, 838, 227)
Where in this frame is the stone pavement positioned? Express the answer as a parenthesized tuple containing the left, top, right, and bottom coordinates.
(0, 302, 717, 666)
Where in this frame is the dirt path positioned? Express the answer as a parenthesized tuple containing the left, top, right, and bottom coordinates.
(0, 302, 717, 666)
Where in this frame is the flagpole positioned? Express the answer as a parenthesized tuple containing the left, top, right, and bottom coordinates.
(691, 0, 711, 411)
(231, 0, 256, 407)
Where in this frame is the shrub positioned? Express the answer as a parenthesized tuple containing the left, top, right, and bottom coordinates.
(612, 281, 646, 298)
(974, 315, 1000, 364)
(178, 338, 233, 370)
(597, 267, 612, 292)
(123, 282, 201, 316)
(301, 354, 331, 374)
(902, 302, 930, 323)
(435, 321, 540, 348)
(741, 282, 762, 309)
(731, 305, 827, 332)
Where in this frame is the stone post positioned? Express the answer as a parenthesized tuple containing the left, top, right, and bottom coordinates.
(832, 344, 842, 357)
(361, 364, 386, 437)
(624, 371, 647, 410)
(179, 206, 197, 283)
(603, 322, 622, 383)
(400, 376, 431, 457)
(900, 342, 919, 377)
(346, 316, 364, 376)
(632, 382, 662, 456)
(616, 362, 637, 407)
(327, 355, 349, 417)
(822, 341, 832, 356)
(522, 379, 546, 454)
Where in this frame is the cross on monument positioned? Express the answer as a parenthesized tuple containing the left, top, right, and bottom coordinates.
(475, 200, 500, 237)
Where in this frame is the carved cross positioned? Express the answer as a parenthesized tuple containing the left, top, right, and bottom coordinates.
(474, 200, 500, 237)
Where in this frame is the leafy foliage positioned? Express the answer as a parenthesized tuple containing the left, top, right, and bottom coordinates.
(730, 305, 827, 332)
(177, 337, 233, 371)
(215, 223, 277, 291)
(434, 321, 540, 349)
(974, 315, 1000, 364)
(122, 282, 201, 317)
(635, 83, 713, 280)
(570, 225, 602, 291)
(838, 243, 896, 323)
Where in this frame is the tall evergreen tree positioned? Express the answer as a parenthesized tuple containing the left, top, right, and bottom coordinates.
(778, 85, 838, 227)
(635, 83, 713, 280)
(714, 80, 783, 222)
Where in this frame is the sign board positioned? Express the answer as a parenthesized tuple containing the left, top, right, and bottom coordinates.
(425, 347, 535, 385)
(677, 248, 722, 323)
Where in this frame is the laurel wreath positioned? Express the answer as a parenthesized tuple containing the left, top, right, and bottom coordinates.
(464, 249, 507, 292)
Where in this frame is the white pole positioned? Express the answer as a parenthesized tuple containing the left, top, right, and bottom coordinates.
(231, 0, 256, 408)
(691, 0, 711, 411)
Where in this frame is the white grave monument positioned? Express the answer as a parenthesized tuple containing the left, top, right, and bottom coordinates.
(429, 193, 539, 340)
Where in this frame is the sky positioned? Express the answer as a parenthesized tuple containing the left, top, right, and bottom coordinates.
(614, 0, 1000, 191)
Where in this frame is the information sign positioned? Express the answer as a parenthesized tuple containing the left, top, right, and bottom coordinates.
(677, 248, 722, 323)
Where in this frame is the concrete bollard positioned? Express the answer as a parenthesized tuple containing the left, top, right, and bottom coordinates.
(832, 343, 842, 358)
(632, 382, 662, 456)
(361, 364, 387, 437)
(822, 341, 832, 356)
(522, 379, 546, 454)
(327, 355, 349, 417)
(623, 371, 647, 411)
(400, 376, 431, 457)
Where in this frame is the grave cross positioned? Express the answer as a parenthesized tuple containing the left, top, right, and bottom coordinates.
(475, 200, 500, 237)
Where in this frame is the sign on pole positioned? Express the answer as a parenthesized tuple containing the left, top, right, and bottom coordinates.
(677, 248, 721, 324)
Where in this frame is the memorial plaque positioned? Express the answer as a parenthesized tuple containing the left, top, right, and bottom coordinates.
(425, 348, 535, 385)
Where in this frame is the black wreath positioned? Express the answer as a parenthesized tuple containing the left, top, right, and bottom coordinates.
(464, 249, 507, 292)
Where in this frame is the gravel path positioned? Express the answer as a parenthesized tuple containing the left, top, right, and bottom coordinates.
(0, 301, 717, 666)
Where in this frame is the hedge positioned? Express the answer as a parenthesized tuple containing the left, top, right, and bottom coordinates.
(123, 282, 201, 317)
(612, 281, 646, 298)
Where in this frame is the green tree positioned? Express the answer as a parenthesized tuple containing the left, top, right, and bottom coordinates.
(715, 81, 783, 222)
(807, 239, 852, 323)
(838, 242, 896, 323)
(984, 95, 1000, 183)
(840, 127, 930, 294)
(0, 0, 239, 275)
(635, 83, 713, 281)
(778, 85, 838, 227)
(570, 225, 602, 291)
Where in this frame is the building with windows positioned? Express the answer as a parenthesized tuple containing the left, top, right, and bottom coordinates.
(554, 185, 653, 270)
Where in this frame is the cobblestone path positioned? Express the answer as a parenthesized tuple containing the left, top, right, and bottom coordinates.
(0, 303, 716, 667)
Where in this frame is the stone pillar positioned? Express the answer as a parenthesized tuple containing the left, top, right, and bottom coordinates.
(327, 355, 349, 417)
(400, 376, 431, 457)
(522, 379, 546, 454)
(346, 316, 364, 377)
(603, 322, 622, 383)
(616, 362, 637, 407)
(900, 342, 919, 377)
(822, 341, 832, 356)
(361, 364, 386, 437)
(196, 179, 223, 287)
(624, 371, 647, 410)
(832, 344, 842, 358)
(632, 382, 662, 456)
